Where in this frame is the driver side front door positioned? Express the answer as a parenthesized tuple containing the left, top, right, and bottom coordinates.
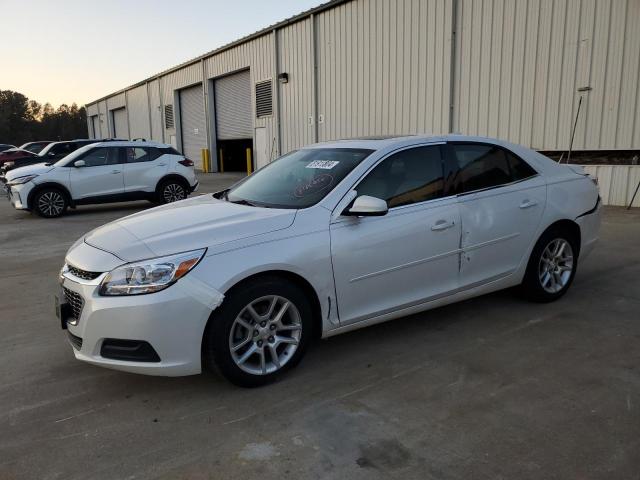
(330, 144, 461, 326)
(69, 146, 125, 200)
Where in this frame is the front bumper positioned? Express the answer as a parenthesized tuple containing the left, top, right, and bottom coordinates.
(60, 269, 223, 376)
(4, 182, 32, 210)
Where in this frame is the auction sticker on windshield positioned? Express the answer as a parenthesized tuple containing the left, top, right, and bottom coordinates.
(306, 160, 339, 169)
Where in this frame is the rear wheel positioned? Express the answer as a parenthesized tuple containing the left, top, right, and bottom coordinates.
(157, 179, 188, 204)
(521, 227, 579, 302)
(203, 277, 312, 387)
(33, 188, 68, 218)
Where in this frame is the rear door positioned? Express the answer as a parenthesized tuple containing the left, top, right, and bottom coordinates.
(69, 146, 125, 199)
(446, 142, 546, 289)
(122, 146, 169, 193)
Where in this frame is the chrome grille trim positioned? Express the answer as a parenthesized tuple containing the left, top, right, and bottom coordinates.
(63, 287, 84, 321)
(67, 264, 102, 281)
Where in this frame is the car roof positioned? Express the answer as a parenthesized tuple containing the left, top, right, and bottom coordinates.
(307, 134, 549, 150)
(89, 140, 173, 148)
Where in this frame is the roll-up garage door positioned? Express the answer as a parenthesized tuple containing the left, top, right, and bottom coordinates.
(215, 70, 252, 140)
(112, 108, 128, 139)
(91, 115, 100, 139)
(179, 84, 207, 169)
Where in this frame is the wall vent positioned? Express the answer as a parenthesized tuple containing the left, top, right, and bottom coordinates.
(164, 104, 174, 129)
(255, 80, 273, 118)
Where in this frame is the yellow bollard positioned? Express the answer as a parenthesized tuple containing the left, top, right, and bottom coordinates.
(246, 148, 252, 175)
(200, 149, 209, 173)
(219, 149, 224, 173)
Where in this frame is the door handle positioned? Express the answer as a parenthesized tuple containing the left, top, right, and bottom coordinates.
(431, 220, 455, 231)
(519, 199, 538, 209)
(158, 163, 167, 166)
(111, 170, 121, 174)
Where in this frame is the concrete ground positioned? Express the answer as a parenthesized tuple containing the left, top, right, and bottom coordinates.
(0, 174, 638, 479)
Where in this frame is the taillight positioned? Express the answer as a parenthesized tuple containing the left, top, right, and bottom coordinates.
(179, 159, 194, 167)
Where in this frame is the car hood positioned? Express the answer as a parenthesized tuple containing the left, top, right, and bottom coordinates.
(84, 194, 297, 262)
(5, 163, 54, 180)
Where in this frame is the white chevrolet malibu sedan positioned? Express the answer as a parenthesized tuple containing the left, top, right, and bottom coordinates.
(58, 135, 601, 386)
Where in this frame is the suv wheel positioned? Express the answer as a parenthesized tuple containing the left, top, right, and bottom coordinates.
(157, 179, 187, 204)
(521, 226, 579, 302)
(203, 277, 312, 387)
(33, 188, 68, 218)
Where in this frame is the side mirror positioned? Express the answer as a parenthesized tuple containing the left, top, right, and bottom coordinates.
(344, 195, 388, 217)
(48, 152, 57, 157)
(73, 160, 86, 168)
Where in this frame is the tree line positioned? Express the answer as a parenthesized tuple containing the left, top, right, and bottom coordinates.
(0, 90, 87, 146)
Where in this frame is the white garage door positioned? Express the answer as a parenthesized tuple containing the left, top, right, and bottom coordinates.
(179, 84, 207, 169)
(215, 70, 252, 140)
(91, 115, 100, 139)
(112, 108, 128, 139)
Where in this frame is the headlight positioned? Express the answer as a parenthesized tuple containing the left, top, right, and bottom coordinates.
(99, 249, 206, 296)
(7, 174, 37, 185)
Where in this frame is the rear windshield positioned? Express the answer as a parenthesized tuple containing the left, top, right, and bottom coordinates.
(226, 148, 373, 209)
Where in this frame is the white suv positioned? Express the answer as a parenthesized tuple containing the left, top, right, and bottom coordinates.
(3, 141, 198, 217)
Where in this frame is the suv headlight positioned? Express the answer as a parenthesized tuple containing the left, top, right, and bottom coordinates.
(7, 174, 37, 185)
(99, 249, 206, 296)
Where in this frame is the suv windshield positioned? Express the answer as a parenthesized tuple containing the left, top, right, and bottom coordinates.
(226, 148, 373, 209)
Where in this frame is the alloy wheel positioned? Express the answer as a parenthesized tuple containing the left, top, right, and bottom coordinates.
(38, 191, 65, 217)
(163, 183, 186, 203)
(229, 295, 302, 375)
(538, 238, 574, 294)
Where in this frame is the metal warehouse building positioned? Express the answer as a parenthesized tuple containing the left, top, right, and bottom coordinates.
(86, 0, 640, 174)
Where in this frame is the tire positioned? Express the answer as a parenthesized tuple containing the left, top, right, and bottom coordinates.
(521, 226, 579, 303)
(157, 179, 188, 204)
(203, 276, 313, 387)
(33, 188, 68, 218)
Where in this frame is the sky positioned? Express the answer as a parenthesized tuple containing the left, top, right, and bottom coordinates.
(0, 0, 322, 107)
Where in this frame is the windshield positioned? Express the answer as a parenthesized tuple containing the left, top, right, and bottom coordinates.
(226, 148, 373, 209)
(38, 143, 57, 157)
(53, 143, 96, 166)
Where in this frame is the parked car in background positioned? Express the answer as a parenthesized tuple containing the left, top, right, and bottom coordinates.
(1, 139, 97, 174)
(0, 147, 38, 167)
(54, 135, 601, 387)
(19, 141, 54, 154)
(0, 144, 15, 152)
(4, 140, 197, 217)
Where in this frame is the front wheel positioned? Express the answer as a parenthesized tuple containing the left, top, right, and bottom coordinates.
(203, 277, 312, 387)
(521, 227, 579, 302)
(33, 188, 68, 218)
(157, 179, 187, 204)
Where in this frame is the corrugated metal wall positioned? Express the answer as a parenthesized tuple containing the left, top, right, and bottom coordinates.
(127, 84, 151, 140)
(316, 0, 452, 141)
(583, 165, 640, 207)
(85, 0, 640, 158)
(148, 79, 163, 142)
(97, 100, 108, 138)
(453, 0, 640, 151)
(86, 104, 99, 139)
(278, 18, 315, 152)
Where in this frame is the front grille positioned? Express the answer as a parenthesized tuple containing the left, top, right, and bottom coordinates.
(67, 331, 83, 350)
(63, 287, 84, 320)
(67, 264, 102, 281)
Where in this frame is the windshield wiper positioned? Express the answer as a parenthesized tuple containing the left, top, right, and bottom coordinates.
(228, 198, 259, 207)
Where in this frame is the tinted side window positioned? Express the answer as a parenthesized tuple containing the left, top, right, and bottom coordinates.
(450, 144, 511, 193)
(158, 146, 181, 156)
(125, 147, 152, 163)
(80, 147, 119, 167)
(507, 151, 537, 181)
(356, 146, 445, 208)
